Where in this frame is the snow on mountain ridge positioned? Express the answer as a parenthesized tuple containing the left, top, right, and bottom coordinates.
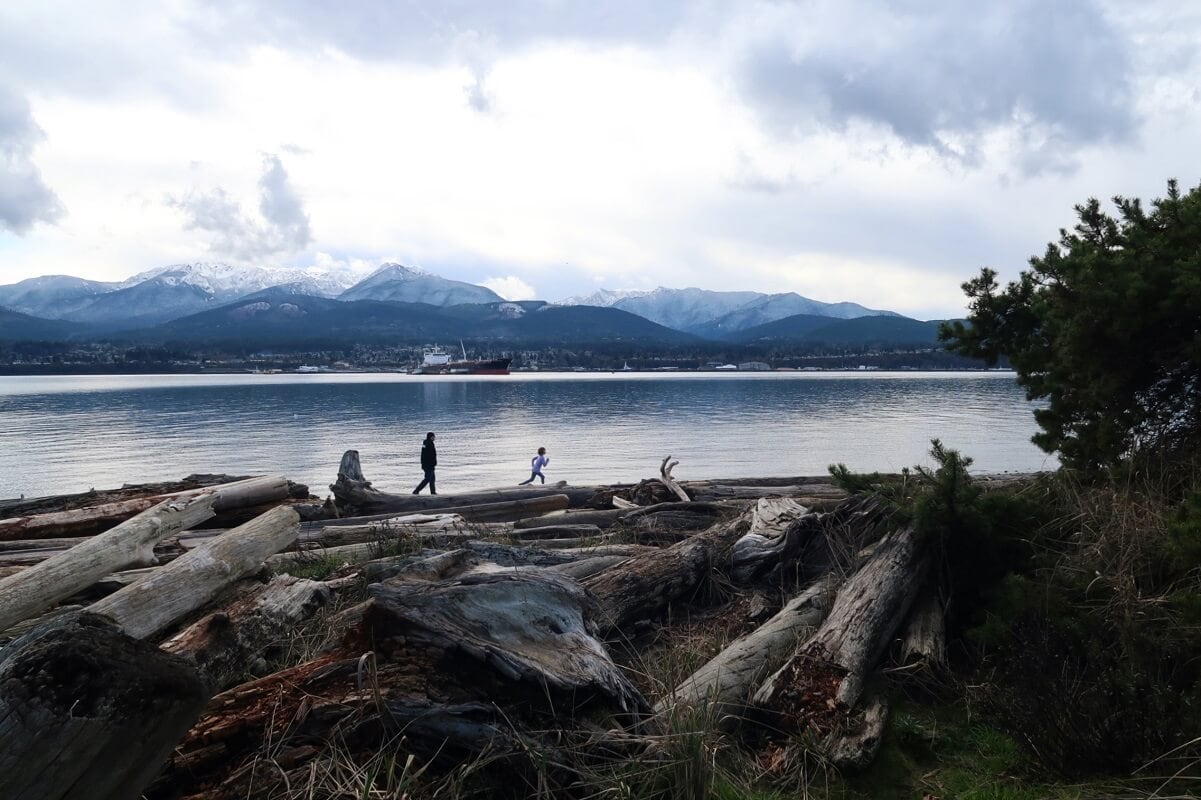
(119, 262, 364, 298)
(556, 288, 652, 307)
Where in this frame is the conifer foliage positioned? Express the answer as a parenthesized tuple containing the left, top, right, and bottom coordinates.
(941, 179, 1201, 469)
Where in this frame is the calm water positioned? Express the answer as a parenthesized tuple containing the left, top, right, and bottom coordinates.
(0, 372, 1053, 499)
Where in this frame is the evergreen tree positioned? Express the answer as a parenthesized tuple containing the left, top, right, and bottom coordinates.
(941, 179, 1201, 470)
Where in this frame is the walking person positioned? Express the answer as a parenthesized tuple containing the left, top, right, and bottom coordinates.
(413, 432, 437, 494)
(519, 447, 550, 485)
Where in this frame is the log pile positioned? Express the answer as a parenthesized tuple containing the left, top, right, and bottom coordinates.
(0, 449, 985, 799)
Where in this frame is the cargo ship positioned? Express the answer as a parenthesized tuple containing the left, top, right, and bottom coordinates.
(410, 345, 511, 375)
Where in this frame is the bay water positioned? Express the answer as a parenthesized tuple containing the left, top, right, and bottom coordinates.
(0, 372, 1054, 499)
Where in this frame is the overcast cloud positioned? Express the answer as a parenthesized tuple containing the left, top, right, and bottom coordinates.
(0, 0, 1197, 318)
(0, 81, 63, 233)
(168, 154, 312, 260)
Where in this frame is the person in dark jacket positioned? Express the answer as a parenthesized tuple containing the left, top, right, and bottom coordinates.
(413, 432, 437, 494)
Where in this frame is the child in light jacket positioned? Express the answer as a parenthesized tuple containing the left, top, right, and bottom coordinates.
(519, 447, 550, 485)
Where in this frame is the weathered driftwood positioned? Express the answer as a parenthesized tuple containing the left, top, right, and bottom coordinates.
(656, 576, 840, 717)
(658, 455, 692, 503)
(0, 494, 217, 636)
(510, 523, 604, 540)
(583, 511, 752, 631)
(825, 694, 889, 770)
(0, 612, 209, 800)
(899, 594, 947, 668)
(0, 473, 244, 519)
(156, 569, 647, 798)
(0, 474, 290, 541)
(730, 499, 822, 585)
(330, 450, 594, 513)
(687, 484, 847, 502)
(548, 554, 634, 580)
(89, 506, 300, 640)
(162, 574, 333, 690)
(754, 526, 928, 714)
(514, 508, 626, 529)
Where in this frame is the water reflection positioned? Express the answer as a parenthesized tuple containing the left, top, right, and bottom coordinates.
(0, 373, 1053, 498)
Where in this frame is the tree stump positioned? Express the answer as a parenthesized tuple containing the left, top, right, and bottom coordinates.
(0, 612, 208, 800)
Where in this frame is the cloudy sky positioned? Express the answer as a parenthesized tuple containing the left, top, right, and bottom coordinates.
(0, 1, 1197, 318)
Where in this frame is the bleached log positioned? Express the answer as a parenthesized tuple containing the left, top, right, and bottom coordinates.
(548, 555, 633, 580)
(161, 574, 333, 690)
(583, 511, 752, 631)
(509, 524, 604, 540)
(688, 484, 847, 502)
(657, 576, 840, 717)
(89, 506, 300, 640)
(659, 455, 692, 503)
(0, 474, 289, 541)
(514, 508, 627, 529)
(754, 526, 928, 713)
(0, 612, 208, 800)
(611, 495, 639, 510)
(730, 502, 823, 585)
(0, 494, 217, 636)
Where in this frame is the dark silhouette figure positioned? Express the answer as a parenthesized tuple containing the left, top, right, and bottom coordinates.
(413, 432, 437, 494)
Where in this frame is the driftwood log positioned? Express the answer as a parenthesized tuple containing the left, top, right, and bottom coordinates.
(0, 494, 217, 636)
(89, 506, 300, 640)
(161, 574, 333, 690)
(0, 475, 292, 541)
(0, 612, 209, 800)
(155, 568, 646, 798)
(753, 526, 928, 716)
(330, 450, 595, 513)
(583, 511, 752, 631)
(657, 575, 841, 718)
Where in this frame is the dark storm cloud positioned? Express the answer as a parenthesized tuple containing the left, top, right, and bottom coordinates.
(0, 82, 64, 234)
(739, 0, 1135, 171)
(169, 154, 312, 260)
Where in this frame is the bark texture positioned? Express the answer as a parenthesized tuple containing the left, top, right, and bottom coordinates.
(0, 612, 208, 800)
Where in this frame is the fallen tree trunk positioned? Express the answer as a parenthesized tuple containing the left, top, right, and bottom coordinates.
(89, 506, 300, 640)
(0, 475, 292, 541)
(730, 499, 823, 585)
(753, 526, 928, 715)
(514, 508, 627, 529)
(0, 612, 209, 800)
(330, 450, 594, 513)
(687, 484, 847, 502)
(161, 574, 333, 690)
(0, 494, 217, 636)
(154, 569, 646, 798)
(0, 473, 244, 519)
(583, 511, 753, 631)
(656, 575, 840, 718)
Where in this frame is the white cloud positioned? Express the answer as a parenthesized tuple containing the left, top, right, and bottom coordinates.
(482, 275, 537, 300)
(0, 1, 1198, 317)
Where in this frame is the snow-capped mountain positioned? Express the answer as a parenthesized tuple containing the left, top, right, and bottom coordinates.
(0, 275, 117, 319)
(339, 263, 503, 306)
(691, 293, 897, 338)
(121, 262, 364, 300)
(557, 288, 651, 307)
(610, 287, 764, 332)
(559, 286, 897, 335)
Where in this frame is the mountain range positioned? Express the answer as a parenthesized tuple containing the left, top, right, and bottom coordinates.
(0, 261, 947, 350)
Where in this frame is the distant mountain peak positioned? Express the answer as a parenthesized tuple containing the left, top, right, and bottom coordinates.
(557, 288, 652, 307)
